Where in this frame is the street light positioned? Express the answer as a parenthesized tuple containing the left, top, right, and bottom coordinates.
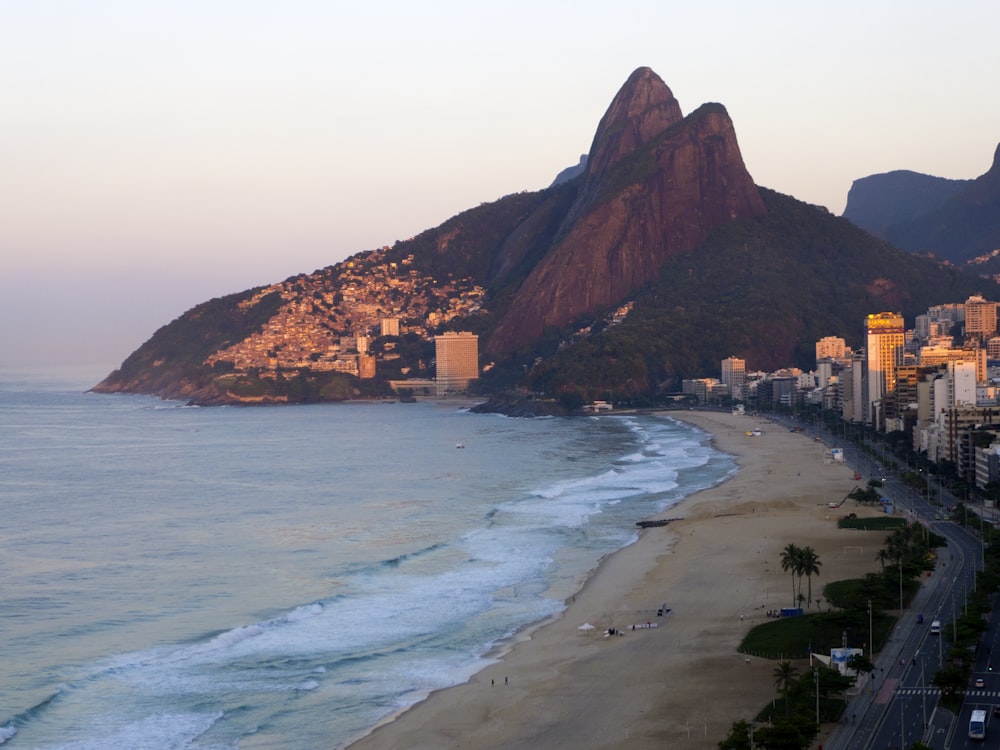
(868, 598, 876, 694)
(921, 657, 927, 731)
(899, 557, 903, 612)
(814, 667, 820, 729)
(900, 696, 906, 749)
(953, 593, 957, 641)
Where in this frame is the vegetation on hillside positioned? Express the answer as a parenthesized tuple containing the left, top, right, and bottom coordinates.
(384, 182, 579, 295)
(93, 289, 284, 399)
(843, 143, 1000, 264)
(93, 177, 1000, 406)
(515, 189, 1000, 402)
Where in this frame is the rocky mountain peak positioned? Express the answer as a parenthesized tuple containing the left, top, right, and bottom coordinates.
(584, 67, 683, 179)
(488, 70, 765, 356)
(93, 67, 780, 403)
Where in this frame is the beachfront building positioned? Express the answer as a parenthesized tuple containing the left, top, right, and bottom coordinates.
(865, 312, 905, 427)
(839, 352, 867, 424)
(681, 377, 729, 403)
(358, 354, 376, 379)
(434, 332, 479, 395)
(720, 356, 746, 401)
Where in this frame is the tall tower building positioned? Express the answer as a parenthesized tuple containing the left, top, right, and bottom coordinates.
(435, 332, 479, 396)
(865, 312, 905, 426)
(720, 356, 746, 400)
(841, 352, 867, 424)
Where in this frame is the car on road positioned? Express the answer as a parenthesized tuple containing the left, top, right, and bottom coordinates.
(975, 677, 985, 688)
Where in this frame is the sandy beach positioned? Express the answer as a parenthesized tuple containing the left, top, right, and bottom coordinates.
(348, 410, 888, 750)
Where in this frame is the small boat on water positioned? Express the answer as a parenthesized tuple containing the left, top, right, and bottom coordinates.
(455, 442, 465, 449)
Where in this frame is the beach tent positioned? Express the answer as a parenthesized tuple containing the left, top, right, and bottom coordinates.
(577, 623, 595, 631)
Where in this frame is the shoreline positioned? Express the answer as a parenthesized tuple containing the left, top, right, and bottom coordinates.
(347, 410, 887, 750)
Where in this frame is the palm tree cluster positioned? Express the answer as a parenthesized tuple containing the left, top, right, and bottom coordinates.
(874, 523, 942, 574)
(779, 543, 822, 609)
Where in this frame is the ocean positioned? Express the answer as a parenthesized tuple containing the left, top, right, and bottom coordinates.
(0, 369, 735, 749)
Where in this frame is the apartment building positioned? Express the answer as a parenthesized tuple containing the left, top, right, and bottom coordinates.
(865, 312, 905, 426)
(720, 356, 746, 401)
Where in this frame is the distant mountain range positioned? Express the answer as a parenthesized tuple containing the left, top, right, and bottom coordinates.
(843, 144, 1000, 265)
(93, 68, 1000, 405)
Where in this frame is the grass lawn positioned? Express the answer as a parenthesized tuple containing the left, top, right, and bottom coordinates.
(838, 516, 908, 531)
(740, 609, 896, 660)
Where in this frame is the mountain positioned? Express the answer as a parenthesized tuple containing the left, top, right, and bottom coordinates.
(488, 67, 765, 355)
(548, 154, 587, 187)
(93, 68, 1000, 405)
(523, 186, 994, 401)
(842, 170, 970, 238)
(843, 144, 1000, 264)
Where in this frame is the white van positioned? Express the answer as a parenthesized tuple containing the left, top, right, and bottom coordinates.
(930, 619, 942, 635)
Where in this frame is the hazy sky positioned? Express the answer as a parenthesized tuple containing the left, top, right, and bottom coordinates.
(3, 1, 998, 372)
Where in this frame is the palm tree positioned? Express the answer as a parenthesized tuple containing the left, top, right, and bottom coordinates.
(885, 530, 906, 564)
(875, 548, 891, 571)
(780, 543, 803, 607)
(773, 660, 799, 718)
(799, 546, 822, 608)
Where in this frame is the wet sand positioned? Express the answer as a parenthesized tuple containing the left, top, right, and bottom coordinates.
(347, 410, 886, 749)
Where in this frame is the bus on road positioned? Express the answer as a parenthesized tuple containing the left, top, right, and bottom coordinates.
(970, 709, 987, 740)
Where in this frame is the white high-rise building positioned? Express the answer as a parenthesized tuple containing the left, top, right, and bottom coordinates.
(946, 360, 977, 407)
(435, 332, 479, 395)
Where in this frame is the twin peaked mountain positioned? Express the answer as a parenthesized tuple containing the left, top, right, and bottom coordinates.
(94, 68, 993, 404)
(489, 67, 764, 353)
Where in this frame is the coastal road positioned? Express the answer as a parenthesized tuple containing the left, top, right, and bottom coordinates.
(737, 413, 995, 748)
(808, 428, 987, 750)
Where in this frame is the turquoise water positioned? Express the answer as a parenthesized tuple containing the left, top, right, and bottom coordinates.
(0, 371, 734, 749)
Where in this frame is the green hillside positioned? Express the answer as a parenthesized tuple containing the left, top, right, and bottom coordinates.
(517, 189, 998, 402)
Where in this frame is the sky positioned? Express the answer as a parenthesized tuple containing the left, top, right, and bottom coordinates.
(2, 1, 998, 372)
